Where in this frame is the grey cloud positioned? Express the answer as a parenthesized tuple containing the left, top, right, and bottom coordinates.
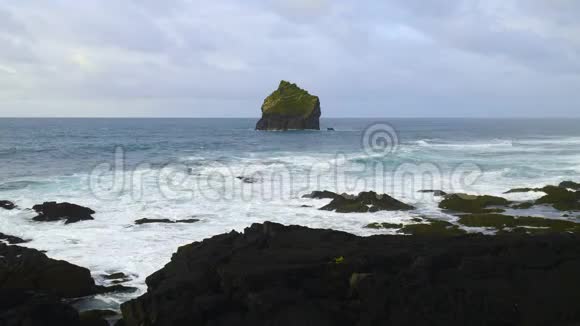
(0, 0, 580, 117)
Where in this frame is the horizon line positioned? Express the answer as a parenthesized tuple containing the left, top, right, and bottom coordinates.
(1, 116, 580, 119)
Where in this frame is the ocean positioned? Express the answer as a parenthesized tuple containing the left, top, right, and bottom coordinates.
(2, 117, 580, 309)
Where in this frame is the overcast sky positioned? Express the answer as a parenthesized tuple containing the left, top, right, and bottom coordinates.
(0, 0, 579, 117)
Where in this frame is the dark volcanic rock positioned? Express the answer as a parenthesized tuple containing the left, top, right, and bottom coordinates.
(320, 191, 414, 213)
(79, 310, 118, 326)
(0, 200, 16, 210)
(96, 285, 138, 294)
(399, 219, 467, 236)
(236, 176, 260, 184)
(511, 202, 535, 209)
(121, 222, 580, 326)
(458, 213, 580, 234)
(32, 202, 95, 224)
(0, 232, 30, 245)
(417, 189, 447, 196)
(439, 193, 510, 213)
(255, 81, 321, 131)
(0, 243, 97, 298)
(135, 218, 200, 225)
(559, 180, 580, 190)
(0, 290, 80, 326)
(504, 187, 542, 194)
(301, 190, 339, 200)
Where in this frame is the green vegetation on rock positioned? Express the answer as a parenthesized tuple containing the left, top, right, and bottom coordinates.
(261, 80, 320, 118)
(535, 186, 580, 211)
(439, 194, 510, 213)
(511, 202, 534, 209)
(399, 220, 467, 236)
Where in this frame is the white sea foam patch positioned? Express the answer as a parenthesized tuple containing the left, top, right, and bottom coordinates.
(411, 139, 514, 149)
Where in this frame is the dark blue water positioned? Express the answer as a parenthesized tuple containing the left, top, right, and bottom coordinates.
(2, 118, 580, 180)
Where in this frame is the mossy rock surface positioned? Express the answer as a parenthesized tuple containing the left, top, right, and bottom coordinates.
(261, 81, 319, 118)
(321, 191, 414, 213)
(399, 220, 467, 236)
(439, 194, 510, 213)
(511, 202, 534, 210)
(535, 186, 580, 211)
(458, 213, 580, 234)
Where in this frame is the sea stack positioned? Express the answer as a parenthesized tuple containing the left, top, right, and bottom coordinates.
(255, 80, 321, 131)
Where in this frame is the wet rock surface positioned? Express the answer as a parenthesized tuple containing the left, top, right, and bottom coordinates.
(121, 222, 580, 326)
(439, 193, 510, 213)
(417, 189, 447, 196)
(320, 191, 414, 213)
(236, 176, 260, 184)
(32, 202, 95, 224)
(135, 218, 200, 225)
(302, 190, 340, 200)
(0, 290, 80, 326)
(0, 200, 16, 210)
(0, 243, 98, 298)
(79, 309, 119, 326)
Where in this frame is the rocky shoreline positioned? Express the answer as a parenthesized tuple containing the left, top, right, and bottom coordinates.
(121, 222, 580, 326)
(2, 180, 580, 325)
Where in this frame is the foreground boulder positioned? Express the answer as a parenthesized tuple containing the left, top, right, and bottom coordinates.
(0, 290, 80, 326)
(255, 81, 321, 131)
(32, 202, 95, 224)
(0, 243, 98, 298)
(320, 191, 414, 213)
(0, 200, 16, 210)
(122, 222, 580, 326)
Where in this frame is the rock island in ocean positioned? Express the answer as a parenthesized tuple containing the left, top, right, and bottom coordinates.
(255, 80, 321, 131)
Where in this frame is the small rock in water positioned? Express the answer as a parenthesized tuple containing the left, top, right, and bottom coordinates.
(236, 176, 260, 184)
(103, 272, 134, 284)
(32, 202, 95, 224)
(511, 202, 534, 210)
(559, 180, 580, 190)
(135, 218, 173, 225)
(439, 194, 510, 213)
(0, 200, 16, 210)
(321, 191, 414, 213)
(302, 190, 339, 200)
(418, 190, 447, 196)
(96, 284, 138, 294)
(135, 218, 200, 225)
